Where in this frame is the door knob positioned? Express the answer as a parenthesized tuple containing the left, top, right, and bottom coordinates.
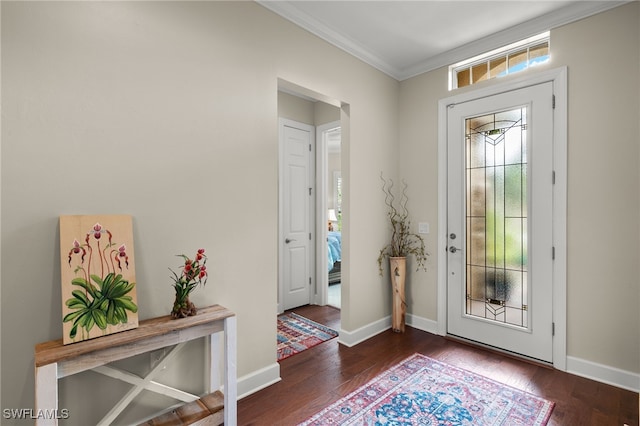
(285, 238, 296, 244)
(449, 246, 462, 253)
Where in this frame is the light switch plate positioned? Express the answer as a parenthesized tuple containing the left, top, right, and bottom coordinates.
(418, 222, 429, 234)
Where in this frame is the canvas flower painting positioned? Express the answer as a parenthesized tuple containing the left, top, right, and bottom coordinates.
(59, 215, 139, 345)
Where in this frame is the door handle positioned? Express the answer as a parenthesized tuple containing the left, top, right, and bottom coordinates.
(285, 238, 296, 244)
(449, 246, 462, 253)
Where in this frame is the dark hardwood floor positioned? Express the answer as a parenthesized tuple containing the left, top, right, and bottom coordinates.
(238, 305, 639, 425)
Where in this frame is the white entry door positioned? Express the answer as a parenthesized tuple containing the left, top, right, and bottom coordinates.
(280, 119, 314, 311)
(447, 82, 554, 363)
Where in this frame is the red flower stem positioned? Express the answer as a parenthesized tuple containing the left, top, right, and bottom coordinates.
(109, 249, 116, 273)
(97, 240, 105, 279)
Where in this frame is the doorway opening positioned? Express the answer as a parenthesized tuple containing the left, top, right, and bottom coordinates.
(319, 122, 341, 309)
(277, 79, 347, 318)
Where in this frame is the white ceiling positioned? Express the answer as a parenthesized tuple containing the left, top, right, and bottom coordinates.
(259, 0, 627, 81)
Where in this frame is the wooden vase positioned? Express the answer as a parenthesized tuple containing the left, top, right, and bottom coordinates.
(389, 257, 407, 333)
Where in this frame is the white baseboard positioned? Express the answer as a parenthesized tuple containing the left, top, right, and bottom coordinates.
(338, 316, 391, 347)
(237, 362, 281, 400)
(566, 356, 640, 393)
(406, 313, 439, 335)
(337, 313, 440, 347)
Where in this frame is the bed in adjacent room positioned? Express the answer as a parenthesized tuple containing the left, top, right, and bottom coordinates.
(328, 231, 341, 284)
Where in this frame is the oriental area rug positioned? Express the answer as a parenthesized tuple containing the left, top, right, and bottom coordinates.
(298, 353, 555, 425)
(277, 312, 339, 361)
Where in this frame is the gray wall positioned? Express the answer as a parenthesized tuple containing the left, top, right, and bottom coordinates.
(1, 1, 638, 424)
(1, 2, 398, 424)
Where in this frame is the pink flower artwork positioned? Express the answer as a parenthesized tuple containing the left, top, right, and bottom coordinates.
(59, 215, 139, 345)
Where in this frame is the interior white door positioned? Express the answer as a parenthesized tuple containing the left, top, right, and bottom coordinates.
(281, 120, 314, 310)
(447, 82, 554, 363)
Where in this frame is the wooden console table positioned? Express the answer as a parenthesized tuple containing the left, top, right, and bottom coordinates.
(34, 305, 236, 425)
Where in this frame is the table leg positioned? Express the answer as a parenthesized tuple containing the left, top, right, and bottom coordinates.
(35, 363, 59, 426)
(224, 316, 237, 425)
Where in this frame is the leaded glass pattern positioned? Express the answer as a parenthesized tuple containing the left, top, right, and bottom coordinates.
(465, 107, 528, 328)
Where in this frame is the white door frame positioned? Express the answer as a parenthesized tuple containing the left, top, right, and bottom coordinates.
(437, 67, 568, 370)
(278, 118, 315, 313)
(314, 120, 341, 306)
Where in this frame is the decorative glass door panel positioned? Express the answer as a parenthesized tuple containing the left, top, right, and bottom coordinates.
(446, 81, 554, 363)
(465, 108, 529, 328)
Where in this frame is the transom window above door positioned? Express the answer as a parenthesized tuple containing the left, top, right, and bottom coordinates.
(449, 32, 550, 90)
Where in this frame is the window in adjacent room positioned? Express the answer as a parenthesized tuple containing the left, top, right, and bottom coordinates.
(449, 32, 550, 90)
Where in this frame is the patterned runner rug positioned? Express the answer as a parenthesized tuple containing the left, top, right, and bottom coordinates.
(299, 353, 555, 425)
(277, 312, 339, 361)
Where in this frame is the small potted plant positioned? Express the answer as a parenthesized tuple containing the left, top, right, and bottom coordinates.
(377, 174, 428, 332)
(169, 248, 208, 318)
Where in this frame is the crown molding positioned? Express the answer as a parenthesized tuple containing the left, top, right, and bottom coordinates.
(258, 1, 629, 81)
(398, 1, 630, 80)
(258, 0, 402, 77)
